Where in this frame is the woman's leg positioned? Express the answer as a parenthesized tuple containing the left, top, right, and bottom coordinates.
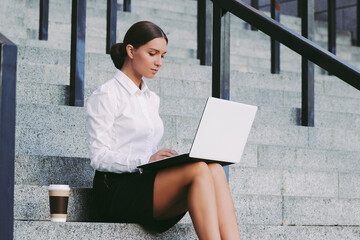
(207, 163, 241, 240)
(153, 161, 221, 240)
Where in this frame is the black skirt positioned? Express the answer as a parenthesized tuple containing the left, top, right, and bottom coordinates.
(92, 170, 187, 233)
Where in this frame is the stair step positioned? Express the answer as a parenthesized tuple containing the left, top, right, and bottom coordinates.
(14, 144, 360, 188)
(17, 46, 199, 71)
(257, 145, 360, 173)
(15, 154, 93, 188)
(14, 221, 197, 240)
(15, 152, 360, 199)
(13, 221, 360, 240)
(241, 225, 360, 240)
(17, 58, 360, 100)
(14, 104, 299, 131)
(16, 79, 360, 116)
(15, 122, 360, 160)
(14, 185, 281, 225)
(14, 184, 360, 226)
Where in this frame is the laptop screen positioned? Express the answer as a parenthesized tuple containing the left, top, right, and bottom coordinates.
(189, 97, 257, 164)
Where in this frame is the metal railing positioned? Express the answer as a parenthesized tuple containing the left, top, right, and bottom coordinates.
(0, 33, 17, 240)
(39, 0, 49, 40)
(271, 0, 280, 74)
(107, 0, 117, 54)
(248, 0, 359, 75)
(201, 0, 360, 127)
(70, 0, 86, 107)
(38, 0, 132, 106)
(328, 0, 336, 58)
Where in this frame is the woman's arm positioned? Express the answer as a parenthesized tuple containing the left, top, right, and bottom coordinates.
(87, 89, 145, 173)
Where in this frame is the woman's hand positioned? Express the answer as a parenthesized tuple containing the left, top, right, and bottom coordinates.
(149, 148, 178, 162)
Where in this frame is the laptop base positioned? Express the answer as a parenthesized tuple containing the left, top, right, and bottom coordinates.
(138, 154, 232, 171)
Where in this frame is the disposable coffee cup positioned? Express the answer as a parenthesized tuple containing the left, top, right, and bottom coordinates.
(48, 184, 70, 222)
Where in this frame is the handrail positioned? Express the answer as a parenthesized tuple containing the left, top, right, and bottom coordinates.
(0, 33, 17, 240)
(217, 0, 360, 90)
(211, 0, 360, 127)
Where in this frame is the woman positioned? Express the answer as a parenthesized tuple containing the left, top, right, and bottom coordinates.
(87, 21, 241, 239)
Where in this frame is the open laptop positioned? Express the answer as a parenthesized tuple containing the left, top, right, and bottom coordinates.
(137, 97, 258, 170)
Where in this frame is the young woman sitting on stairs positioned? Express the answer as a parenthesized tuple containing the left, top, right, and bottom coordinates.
(87, 21, 241, 240)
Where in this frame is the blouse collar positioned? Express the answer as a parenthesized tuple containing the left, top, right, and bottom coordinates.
(114, 69, 149, 95)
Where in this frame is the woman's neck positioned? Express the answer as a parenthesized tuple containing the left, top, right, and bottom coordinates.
(121, 63, 142, 89)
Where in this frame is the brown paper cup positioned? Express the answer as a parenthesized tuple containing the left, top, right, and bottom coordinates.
(48, 184, 70, 222)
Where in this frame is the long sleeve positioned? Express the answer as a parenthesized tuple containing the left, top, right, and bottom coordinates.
(87, 88, 145, 173)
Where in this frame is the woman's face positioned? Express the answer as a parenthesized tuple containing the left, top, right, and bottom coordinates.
(130, 37, 167, 79)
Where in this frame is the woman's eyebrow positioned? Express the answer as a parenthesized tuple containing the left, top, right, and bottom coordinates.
(149, 48, 167, 54)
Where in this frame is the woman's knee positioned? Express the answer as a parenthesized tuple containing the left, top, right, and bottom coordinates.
(187, 161, 212, 181)
(208, 163, 226, 180)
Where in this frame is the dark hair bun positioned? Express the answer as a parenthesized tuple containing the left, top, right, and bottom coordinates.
(110, 43, 127, 70)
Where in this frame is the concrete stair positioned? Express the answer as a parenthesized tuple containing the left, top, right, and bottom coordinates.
(1, 0, 359, 239)
(13, 222, 360, 240)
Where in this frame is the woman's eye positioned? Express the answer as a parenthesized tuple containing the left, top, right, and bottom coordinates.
(149, 53, 155, 56)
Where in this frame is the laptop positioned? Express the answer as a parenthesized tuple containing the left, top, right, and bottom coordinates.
(137, 97, 258, 170)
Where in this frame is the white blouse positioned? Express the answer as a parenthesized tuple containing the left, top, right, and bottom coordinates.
(86, 70, 164, 173)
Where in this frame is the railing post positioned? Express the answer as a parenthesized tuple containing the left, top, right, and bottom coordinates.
(197, 0, 212, 66)
(328, 0, 336, 55)
(357, 0, 360, 46)
(106, 0, 117, 54)
(271, 0, 280, 74)
(251, 0, 259, 31)
(212, 2, 230, 181)
(70, 0, 86, 107)
(301, 0, 315, 127)
(39, 0, 49, 40)
(0, 33, 17, 240)
(123, 0, 131, 12)
(297, 0, 302, 17)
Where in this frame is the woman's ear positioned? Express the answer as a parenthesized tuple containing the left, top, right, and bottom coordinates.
(126, 44, 135, 59)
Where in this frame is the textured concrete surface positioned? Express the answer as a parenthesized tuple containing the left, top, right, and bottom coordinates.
(283, 196, 360, 226)
(15, 155, 93, 187)
(14, 221, 360, 240)
(14, 221, 197, 240)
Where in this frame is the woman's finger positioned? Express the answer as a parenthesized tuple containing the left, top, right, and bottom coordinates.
(170, 150, 178, 155)
(160, 148, 178, 155)
(159, 152, 173, 157)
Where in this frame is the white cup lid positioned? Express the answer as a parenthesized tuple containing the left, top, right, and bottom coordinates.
(48, 184, 70, 191)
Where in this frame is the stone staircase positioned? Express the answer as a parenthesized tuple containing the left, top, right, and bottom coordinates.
(1, 0, 360, 239)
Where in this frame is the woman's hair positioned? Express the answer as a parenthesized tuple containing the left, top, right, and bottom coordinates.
(110, 21, 168, 70)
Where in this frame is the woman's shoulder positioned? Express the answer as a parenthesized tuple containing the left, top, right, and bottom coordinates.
(96, 78, 120, 93)
(87, 78, 127, 116)
(87, 78, 126, 108)
(90, 78, 123, 98)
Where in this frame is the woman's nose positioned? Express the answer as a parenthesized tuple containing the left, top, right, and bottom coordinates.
(155, 56, 162, 67)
